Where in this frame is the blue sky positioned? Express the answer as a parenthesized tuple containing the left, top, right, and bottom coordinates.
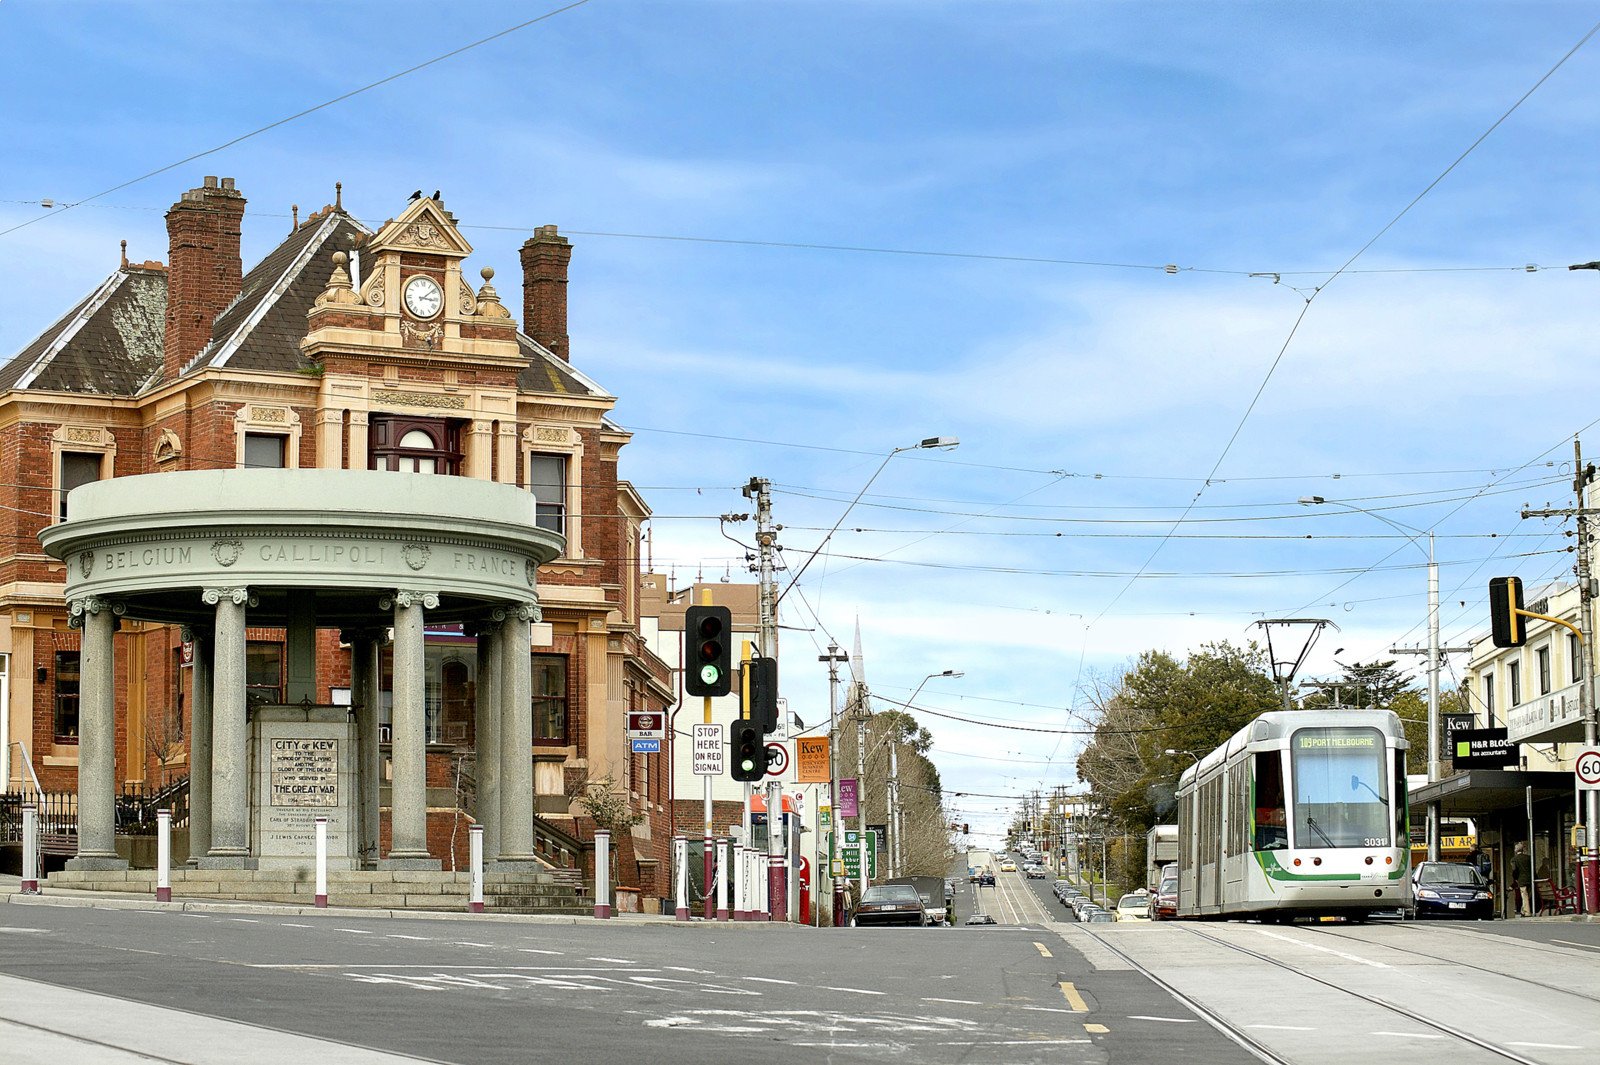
(4, 2, 1598, 843)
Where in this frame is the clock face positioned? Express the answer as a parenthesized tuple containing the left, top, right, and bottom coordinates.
(403, 275, 443, 319)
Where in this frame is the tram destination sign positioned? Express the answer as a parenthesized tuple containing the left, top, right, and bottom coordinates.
(1452, 727, 1518, 768)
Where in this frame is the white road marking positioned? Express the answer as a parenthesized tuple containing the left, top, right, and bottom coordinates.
(1128, 1015, 1196, 1023)
(922, 998, 983, 1005)
(664, 966, 715, 974)
(1371, 1032, 1444, 1040)
(518, 947, 564, 955)
(0, 928, 50, 934)
(820, 985, 886, 995)
(454, 942, 495, 948)
(1254, 928, 1389, 969)
(589, 956, 636, 964)
(229, 918, 259, 924)
(939, 1039, 1090, 1046)
(281, 923, 313, 928)
(1020, 1006, 1078, 1014)
(336, 928, 374, 935)
(745, 976, 799, 985)
(386, 934, 432, 941)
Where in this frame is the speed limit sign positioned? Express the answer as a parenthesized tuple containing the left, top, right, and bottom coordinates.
(764, 742, 789, 777)
(1576, 748, 1600, 792)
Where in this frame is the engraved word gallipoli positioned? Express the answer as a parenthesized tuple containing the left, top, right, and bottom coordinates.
(270, 738, 338, 807)
(93, 539, 522, 577)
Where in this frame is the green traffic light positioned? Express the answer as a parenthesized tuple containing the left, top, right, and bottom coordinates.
(699, 664, 721, 685)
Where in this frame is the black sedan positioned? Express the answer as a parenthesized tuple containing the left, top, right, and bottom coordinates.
(1410, 861, 1494, 919)
(854, 884, 929, 927)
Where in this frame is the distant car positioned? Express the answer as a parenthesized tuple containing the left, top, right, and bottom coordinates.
(1115, 893, 1150, 922)
(1150, 866, 1179, 920)
(854, 884, 929, 927)
(979, 872, 996, 887)
(999, 861, 1017, 872)
(965, 913, 997, 925)
(1411, 862, 1494, 920)
(1025, 866, 1047, 879)
(1082, 910, 1117, 923)
(1070, 896, 1100, 918)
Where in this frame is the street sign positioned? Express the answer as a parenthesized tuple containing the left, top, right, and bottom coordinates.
(764, 742, 789, 777)
(836, 828, 878, 879)
(819, 804, 832, 830)
(630, 737, 661, 754)
(626, 711, 665, 738)
(795, 736, 830, 783)
(1577, 747, 1600, 792)
(691, 723, 724, 776)
(838, 778, 860, 819)
(770, 696, 790, 741)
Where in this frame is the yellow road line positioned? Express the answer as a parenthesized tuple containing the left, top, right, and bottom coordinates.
(1083, 1023, 1109, 1034)
(1033, 942, 1053, 958)
(1058, 981, 1089, 1012)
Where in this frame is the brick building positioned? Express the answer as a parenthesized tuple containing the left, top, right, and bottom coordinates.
(0, 178, 674, 901)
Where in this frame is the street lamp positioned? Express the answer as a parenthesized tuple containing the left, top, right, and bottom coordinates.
(886, 669, 964, 877)
(1165, 748, 1199, 767)
(819, 643, 850, 925)
(1299, 494, 1443, 861)
(777, 436, 958, 607)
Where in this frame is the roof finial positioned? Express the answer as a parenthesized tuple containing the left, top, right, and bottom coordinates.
(291, 204, 299, 232)
(335, 182, 343, 210)
(119, 240, 128, 268)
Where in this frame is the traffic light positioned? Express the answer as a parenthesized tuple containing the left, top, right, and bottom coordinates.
(1489, 576, 1526, 648)
(684, 605, 732, 697)
(731, 720, 767, 781)
(748, 656, 779, 733)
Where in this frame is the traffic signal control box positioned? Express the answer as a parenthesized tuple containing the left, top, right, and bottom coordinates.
(684, 605, 733, 697)
(1488, 576, 1526, 648)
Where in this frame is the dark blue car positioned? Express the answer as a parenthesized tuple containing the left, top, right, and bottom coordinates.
(1410, 862, 1494, 919)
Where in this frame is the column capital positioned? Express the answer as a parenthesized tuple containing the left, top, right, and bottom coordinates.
(381, 590, 440, 610)
(67, 596, 124, 629)
(201, 586, 257, 608)
(491, 601, 540, 624)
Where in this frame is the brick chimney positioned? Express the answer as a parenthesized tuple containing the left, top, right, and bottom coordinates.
(163, 176, 245, 381)
(520, 225, 572, 361)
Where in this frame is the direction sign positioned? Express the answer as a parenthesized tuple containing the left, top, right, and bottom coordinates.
(835, 828, 878, 879)
(630, 737, 661, 754)
(1577, 747, 1600, 792)
(692, 723, 724, 776)
(764, 742, 789, 777)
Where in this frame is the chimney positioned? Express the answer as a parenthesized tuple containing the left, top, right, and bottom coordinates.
(520, 225, 572, 361)
(163, 176, 245, 381)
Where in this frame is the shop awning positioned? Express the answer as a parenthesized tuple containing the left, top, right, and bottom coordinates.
(1409, 770, 1573, 818)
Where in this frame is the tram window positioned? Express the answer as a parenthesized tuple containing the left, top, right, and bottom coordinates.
(1394, 751, 1408, 846)
(1292, 727, 1389, 847)
(1254, 752, 1286, 850)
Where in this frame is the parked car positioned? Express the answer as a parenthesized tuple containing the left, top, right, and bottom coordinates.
(1082, 909, 1117, 923)
(965, 912, 997, 925)
(853, 884, 929, 927)
(1115, 892, 1151, 922)
(1070, 896, 1100, 919)
(1150, 865, 1179, 920)
(1410, 861, 1494, 920)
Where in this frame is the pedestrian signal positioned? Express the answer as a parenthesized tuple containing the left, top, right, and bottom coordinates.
(1488, 576, 1526, 648)
(684, 605, 732, 697)
(730, 721, 767, 781)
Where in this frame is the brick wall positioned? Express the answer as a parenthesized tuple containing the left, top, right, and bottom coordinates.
(163, 177, 245, 383)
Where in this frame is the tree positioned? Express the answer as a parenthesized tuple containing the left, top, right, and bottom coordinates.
(570, 773, 645, 891)
(144, 703, 185, 787)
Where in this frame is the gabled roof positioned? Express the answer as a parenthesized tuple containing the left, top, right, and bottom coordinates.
(516, 333, 612, 399)
(190, 209, 372, 376)
(0, 265, 167, 395)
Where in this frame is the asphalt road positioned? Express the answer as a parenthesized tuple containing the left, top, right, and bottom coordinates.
(0, 896, 1260, 1065)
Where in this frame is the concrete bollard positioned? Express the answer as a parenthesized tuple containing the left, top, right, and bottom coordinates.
(733, 843, 746, 920)
(594, 829, 612, 919)
(21, 804, 39, 894)
(674, 835, 690, 921)
(155, 808, 172, 902)
(314, 817, 328, 908)
(469, 824, 485, 913)
(716, 837, 730, 921)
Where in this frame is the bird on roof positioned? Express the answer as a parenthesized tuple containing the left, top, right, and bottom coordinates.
(409, 190, 422, 201)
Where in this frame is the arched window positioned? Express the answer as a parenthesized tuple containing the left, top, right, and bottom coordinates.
(369, 415, 461, 474)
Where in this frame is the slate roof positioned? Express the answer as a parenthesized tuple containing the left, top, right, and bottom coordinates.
(2, 206, 614, 403)
(0, 266, 167, 396)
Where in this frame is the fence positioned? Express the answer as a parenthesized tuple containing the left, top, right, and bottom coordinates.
(0, 777, 188, 843)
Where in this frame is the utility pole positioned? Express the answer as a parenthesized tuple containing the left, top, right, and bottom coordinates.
(744, 477, 786, 920)
(1522, 438, 1598, 911)
(820, 643, 848, 925)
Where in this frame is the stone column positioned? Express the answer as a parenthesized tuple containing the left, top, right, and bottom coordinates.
(186, 626, 213, 863)
(380, 590, 439, 869)
(66, 597, 127, 870)
(497, 602, 539, 867)
(343, 629, 383, 868)
(200, 586, 255, 868)
(473, 621, 501, 861)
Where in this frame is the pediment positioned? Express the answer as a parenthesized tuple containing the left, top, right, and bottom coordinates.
(368, 196, 473, 258)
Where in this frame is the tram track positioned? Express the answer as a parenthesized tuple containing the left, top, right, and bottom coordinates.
(1299, 924, 1600, 1006)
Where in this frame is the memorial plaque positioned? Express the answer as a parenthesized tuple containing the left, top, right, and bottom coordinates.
(269, 738, 340, 807)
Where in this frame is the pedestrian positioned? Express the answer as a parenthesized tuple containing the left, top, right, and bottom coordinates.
(1511, 841, 1528, 916)
(1467, 844, 1491, 881)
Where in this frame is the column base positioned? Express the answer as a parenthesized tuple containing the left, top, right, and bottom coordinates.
(377, 854, 441, 871)
(65, 854, 130, 871)
(195, 854, 258, 870)
(489, 858, 544, 873)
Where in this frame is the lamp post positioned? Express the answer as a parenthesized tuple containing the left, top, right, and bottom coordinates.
(887, 669, 962, 877)
(819, 642, 849, 925)
(1299, 495, 1443, 861)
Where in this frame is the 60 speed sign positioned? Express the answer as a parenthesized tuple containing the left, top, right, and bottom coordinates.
(1577, 748, 1600, 792)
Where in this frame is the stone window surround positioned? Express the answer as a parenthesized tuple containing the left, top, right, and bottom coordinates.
(51, 425, 116, 524)
(523, 425, 582, 559)
(233, 403, 302, 469)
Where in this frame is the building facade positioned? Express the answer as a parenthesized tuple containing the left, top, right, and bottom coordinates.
(0, 178, 673, 901)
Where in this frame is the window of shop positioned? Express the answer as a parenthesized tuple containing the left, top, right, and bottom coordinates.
(1571, 633, 1584, 683)
(533, 654, 568, 743)
(53, 651, 81, 741)
(1483, 672, 1495, 725)
(59, 451, 104, 521)
(1508, 661, 1521, 706)
(423, 638, 476, 746)
(1536, 646, 1551, 696)
(369, 415, 462, 474)
(172, 646, 186, 740)
(529, 454, 567, 535)
(243, 432, 287, 469)
(245, 641, 284, 707)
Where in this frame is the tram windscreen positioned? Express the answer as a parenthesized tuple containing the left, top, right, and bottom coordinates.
(1290, 727, 1389, 848)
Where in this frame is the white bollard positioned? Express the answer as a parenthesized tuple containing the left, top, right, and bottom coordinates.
(732, 840, 746, 920)
(674, 835, 690, 921)
(21, 804, 38, 894)
(594, 829, 612, 919)
(716, 837, 730, 921)
(469, 824, 485, 913)
(156, 808, 172, 902)
(314, 817, 328, 908)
